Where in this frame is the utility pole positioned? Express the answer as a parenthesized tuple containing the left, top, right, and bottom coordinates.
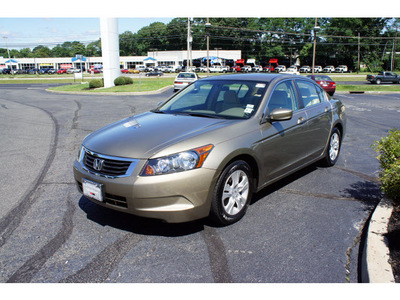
(206, 18, 210, 76)
(187, 18, 193, 71)
(391, 28, 398, 72)
(358, 32, 360, 74)
(312, 18, 320, 76)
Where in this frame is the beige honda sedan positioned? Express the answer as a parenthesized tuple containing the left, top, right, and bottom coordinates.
(73, 74, 346, 225)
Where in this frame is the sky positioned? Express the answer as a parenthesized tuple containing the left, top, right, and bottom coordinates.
(0, 0, 395, 50)
(0, 18, 173, 50)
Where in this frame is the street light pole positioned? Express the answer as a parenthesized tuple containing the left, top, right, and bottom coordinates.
(3, 36, 13, 76)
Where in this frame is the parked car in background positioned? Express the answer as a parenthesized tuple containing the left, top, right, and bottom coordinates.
(57, 69, 67, 74)
(14, 69, 26, 74)
(2, 68, 12, 74)
(48, 69, 56, 74)
(323, 66, 335, 73)
(314, 66, 323, 73)
(275, 65, 287, 72)
(67, 68, 81, 74)
(27, 68, 39, 74)
(252, 65, 263, 72)
(121, 69, 138, 74)
(307, 74, 336, 96)
(242, 65, 252, 72)
(73, 73, 346, 225)
(173, 72, 199, 92)
(300, 66, 311, 73)
(285, 66, 299, 74)
(366, 71, 400, 84)
(38, 68, 50, 74)
(145, 70, 163, 77)
(136, 65, 146, 72)
(263, 65, 274, 72)
(335, 65, 348, 73)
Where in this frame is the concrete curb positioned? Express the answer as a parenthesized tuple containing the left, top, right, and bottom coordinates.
(45, 85, 173, 96)
(361, 197, 395, 283)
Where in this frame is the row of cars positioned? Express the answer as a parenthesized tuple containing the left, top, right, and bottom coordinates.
(299, 65, 348, 73)
(172, 71, 336, 96)
(191, 64, 348, 74)
(0, 67, 85, 74)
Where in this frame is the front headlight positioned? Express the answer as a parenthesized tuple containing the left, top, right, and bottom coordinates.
(140, 144, 213, 176)
(77, 145, 85, 162)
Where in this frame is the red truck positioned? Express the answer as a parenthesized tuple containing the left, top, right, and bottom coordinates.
(263, 58, 279, 72)
(232, 59, 245, 72)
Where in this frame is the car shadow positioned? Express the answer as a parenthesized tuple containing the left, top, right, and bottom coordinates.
(78, 196, 205, 237)
(251, 163, 318, 205)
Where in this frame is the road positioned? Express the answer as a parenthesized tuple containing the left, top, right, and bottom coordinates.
(0, 85, 399, 283)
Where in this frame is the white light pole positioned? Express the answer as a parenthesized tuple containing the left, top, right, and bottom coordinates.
(100, 18, 120, 88)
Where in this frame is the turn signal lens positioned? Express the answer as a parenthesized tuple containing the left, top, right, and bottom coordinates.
(140, 144, 214, 176)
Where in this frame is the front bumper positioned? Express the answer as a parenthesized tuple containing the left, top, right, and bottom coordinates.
(73, 159, 217, 223)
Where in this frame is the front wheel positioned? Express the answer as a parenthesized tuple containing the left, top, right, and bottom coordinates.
(321, 128, 342, 167)
(210, 161, 253, 226)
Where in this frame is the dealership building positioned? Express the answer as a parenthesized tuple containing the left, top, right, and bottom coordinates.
(0, 49, 241, 71)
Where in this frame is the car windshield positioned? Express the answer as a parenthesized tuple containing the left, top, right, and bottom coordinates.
(157, 80, 268, 119)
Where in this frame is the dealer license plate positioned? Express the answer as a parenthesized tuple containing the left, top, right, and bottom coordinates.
(82, 179, 104, 202)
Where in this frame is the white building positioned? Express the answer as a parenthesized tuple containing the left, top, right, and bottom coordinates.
(0, 50, 241, 71)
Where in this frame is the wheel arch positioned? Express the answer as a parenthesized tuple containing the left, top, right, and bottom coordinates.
(215, 152, 260, 192)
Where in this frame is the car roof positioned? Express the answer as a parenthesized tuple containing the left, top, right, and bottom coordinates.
(200, 73, 303, 83)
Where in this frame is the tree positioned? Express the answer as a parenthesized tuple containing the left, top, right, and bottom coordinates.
(86, 40, 101, 57)
(119, 31, 137, 56)
(32, 45, 52, 58)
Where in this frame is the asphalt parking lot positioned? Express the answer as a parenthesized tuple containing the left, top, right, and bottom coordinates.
(0, 84, 399, 283)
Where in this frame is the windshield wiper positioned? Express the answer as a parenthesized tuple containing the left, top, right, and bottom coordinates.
(179, 112, 220, 119)
(151, 109, 167, 114)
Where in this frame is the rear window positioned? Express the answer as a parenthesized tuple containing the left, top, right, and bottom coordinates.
(178, 73, 196, 79)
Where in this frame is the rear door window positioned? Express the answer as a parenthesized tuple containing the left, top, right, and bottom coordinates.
(296, 81, 321, 107)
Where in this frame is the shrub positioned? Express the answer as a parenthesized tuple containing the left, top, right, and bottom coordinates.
(372, 128, 400, 203)
(114, 76, 133, 86)
(89, 78, 104, 89)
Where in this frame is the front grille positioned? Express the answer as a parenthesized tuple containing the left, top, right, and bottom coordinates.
(81, 148, 138, 178)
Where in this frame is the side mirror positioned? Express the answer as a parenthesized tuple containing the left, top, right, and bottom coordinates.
(268, 108, 293, 122)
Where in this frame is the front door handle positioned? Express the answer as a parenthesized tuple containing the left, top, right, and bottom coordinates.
(298, 117, 306, 124)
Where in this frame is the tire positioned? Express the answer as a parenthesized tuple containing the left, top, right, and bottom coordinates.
(210, 160, 253, 226)
(321, 128, 342, 167)
(376, 79, 382, 85)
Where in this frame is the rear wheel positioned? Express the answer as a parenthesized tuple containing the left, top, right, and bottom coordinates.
(321, 128, 342, 167)
(210, 161, 253, 226)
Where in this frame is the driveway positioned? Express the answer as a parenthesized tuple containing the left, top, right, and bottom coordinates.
(0, 85, 397, 283)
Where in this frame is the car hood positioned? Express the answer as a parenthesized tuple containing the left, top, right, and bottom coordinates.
(83, 112, 233, 159)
